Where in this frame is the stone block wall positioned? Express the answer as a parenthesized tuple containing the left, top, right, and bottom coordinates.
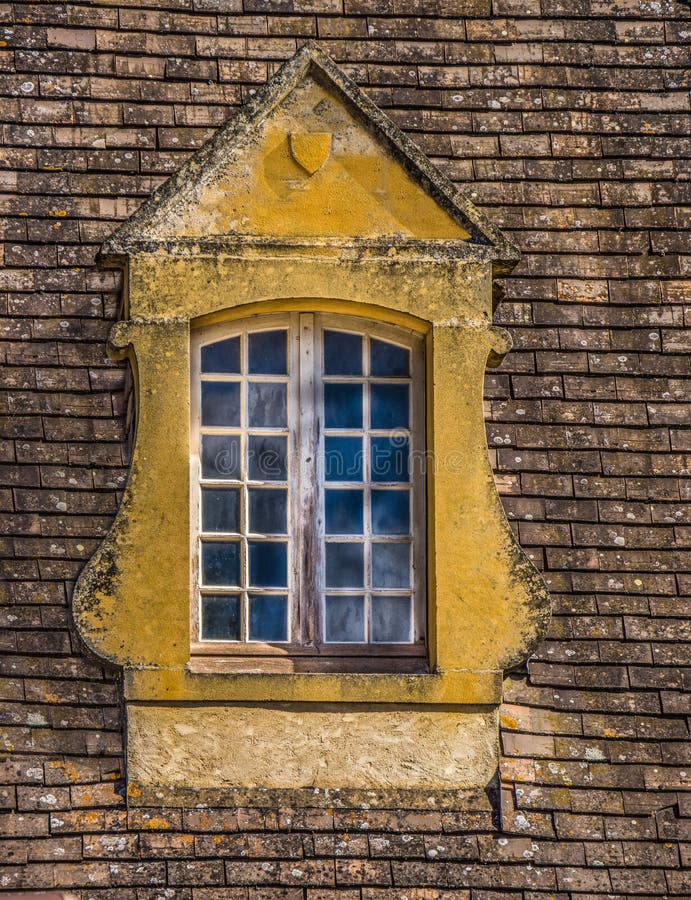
(1, 1, 690, 897)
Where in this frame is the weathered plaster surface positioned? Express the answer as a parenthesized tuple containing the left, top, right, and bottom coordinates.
(128, 705, 498, 792)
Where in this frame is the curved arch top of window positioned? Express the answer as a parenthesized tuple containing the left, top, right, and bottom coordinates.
(191, 312, 427, 673)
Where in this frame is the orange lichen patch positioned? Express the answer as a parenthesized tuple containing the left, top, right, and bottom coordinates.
(46, 761, 81, 782)
(140, 817, 176, 830)
(500, 715, 520, 730)
(49, 210, 68, 217)
(82, 811, 103, 825)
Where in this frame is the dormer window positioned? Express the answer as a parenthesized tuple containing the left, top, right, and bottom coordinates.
(74, 44, 550, 802)
(191, 312, 426, 671)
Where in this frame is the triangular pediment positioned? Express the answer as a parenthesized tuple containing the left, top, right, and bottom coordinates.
(102, 44, 518, 266)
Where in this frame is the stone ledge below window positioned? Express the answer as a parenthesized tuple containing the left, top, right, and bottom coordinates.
(124, 669, 503, 705)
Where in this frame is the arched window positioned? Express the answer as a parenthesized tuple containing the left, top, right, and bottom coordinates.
(191, 312, 426, 671)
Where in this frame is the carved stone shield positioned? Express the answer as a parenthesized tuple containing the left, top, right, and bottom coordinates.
(289, 131, 332, 175)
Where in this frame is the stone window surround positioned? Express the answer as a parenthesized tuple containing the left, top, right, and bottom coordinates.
(71, 44, 551, 805)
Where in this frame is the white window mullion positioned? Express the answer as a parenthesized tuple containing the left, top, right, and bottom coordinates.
(363, 332, 372, 643)
(411, 334, 426, 644)
(240, 333, 247, 641)
(297, 313, 318, 646)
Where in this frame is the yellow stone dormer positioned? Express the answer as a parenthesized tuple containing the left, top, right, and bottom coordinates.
(74, 43, 550, 809)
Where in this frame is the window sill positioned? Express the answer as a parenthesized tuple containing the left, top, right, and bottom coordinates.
(188, 653, 428, 675)
(189, 640, 428, 675)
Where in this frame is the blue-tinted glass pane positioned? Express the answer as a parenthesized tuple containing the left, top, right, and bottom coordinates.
(248, 330, 287, 375)
(249, 541, 288, 588)
(201, 488, 240, 533)
(370, 339, 410, 376)
(371, 543, 410, 589)
(371, 595, 411, 643)
(325, 437, 363, 482)
(324, 330, 362, 376)
(201, 382, 241, 427)
(370, 384, 409, 430)
(248, 435, 287, 481)
(201, 594, 240, 640)
(324, 384, 362, 429)
(325, 489, 363, 535)
(201, 336, 240, 374)
(371, 490, 410, 535)
(248, 382, 287, 428)
(371, 436, 409, 482)
(249, 488, 287, 534)
(324, 595, 365, 643)
(201, 541, 240, 586)
(248, 594, 288, 641)
(200, 434, 241, 480)
(325, 542, 364, 588)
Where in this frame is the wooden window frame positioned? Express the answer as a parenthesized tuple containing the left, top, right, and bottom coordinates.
(190, 311, 427, 673)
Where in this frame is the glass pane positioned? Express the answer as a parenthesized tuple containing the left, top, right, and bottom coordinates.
(325, 436, 363, 482)
(248, 594, 288, 642)
(249, 541, 288, 588)
(201, 488, 240, 533)
(325, 542, 364, 588)
(371, 490, 410, 535)
(201, 382, 241, 427)
(201, 594, 240, 641)
(324, 330, 362, 376)
(370, 339, 410, 377)
(371, 543, 410, 589)
(248, 435, 287, 481)
(371, 595, 411, 643)
(325, 489, 364, 535)
(371, 436, 409, 482)
(200, 434, 241, 480)
(324, 595, 365, 643)
(370, 384, 409, 430)
(248, 382, 287, 428)
(324, 383, 362, 429)
(248, 330, 287, 375)
(248, 488, 287, 534)
(201, 541, 240, 586)
(201, 336, 240, 374)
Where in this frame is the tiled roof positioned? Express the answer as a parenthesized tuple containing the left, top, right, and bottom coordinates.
(1, 0, 689, 895)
